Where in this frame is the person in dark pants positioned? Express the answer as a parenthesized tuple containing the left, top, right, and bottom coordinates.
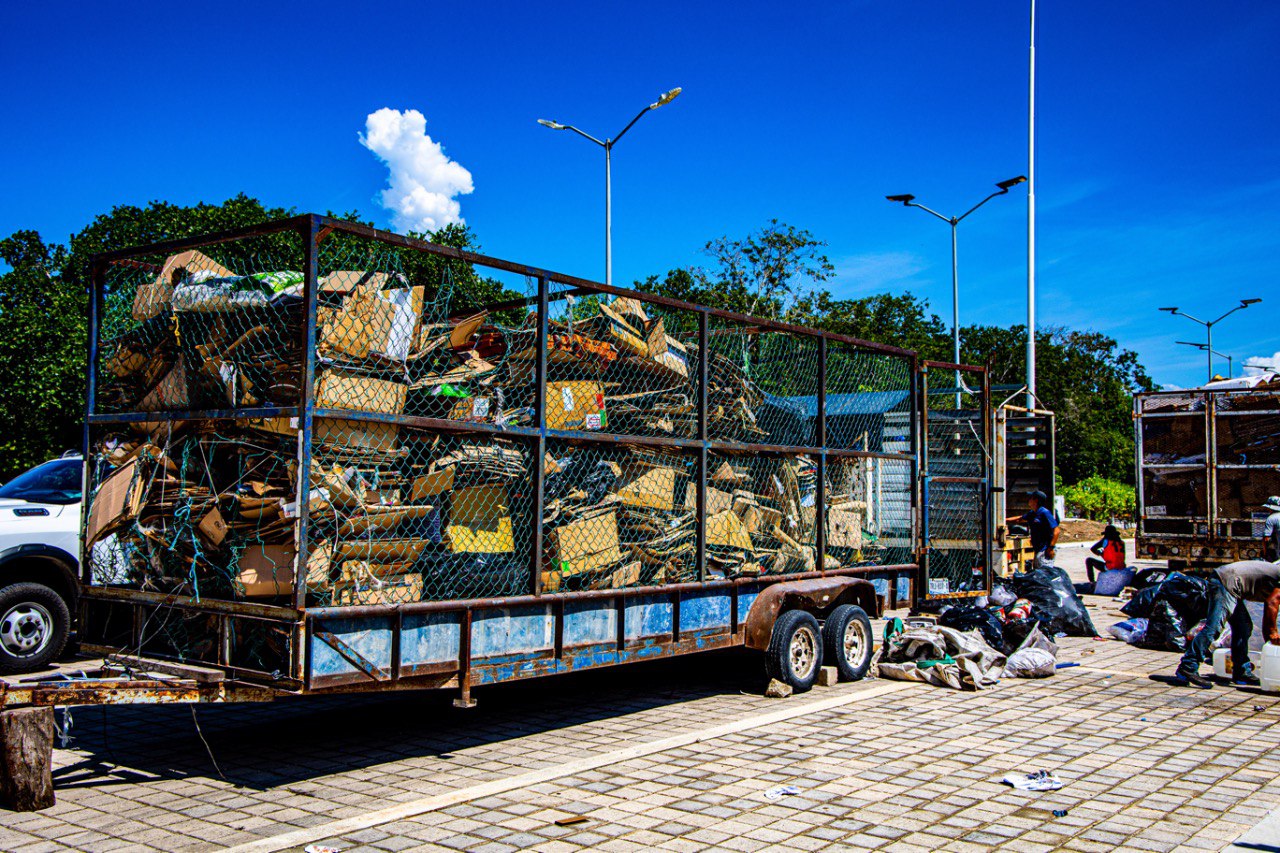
(1172, 560, 1280, 689)
(1086, 524, 1127, 584)
(1005, 490, 1059, 569)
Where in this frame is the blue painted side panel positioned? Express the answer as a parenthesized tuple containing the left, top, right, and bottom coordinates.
(471, 604, 553, 660)
(738, 585, 762, 620)
(625, 595, 672, 640)
(311, 616, 393, 677)
(564, 599, 617, 647)
(401, 611, 461, 667)
(680, 591, 731, 634)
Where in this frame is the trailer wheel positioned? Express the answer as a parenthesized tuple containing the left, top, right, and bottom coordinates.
(823, 604, 873, 682)
(765, 609, 823, 692)
(0, 582, 69, 675)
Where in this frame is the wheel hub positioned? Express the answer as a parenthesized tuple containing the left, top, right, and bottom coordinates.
(0, 603, 52, 657)
(843, 619, 868, 666)
(790, 626, 818, 679)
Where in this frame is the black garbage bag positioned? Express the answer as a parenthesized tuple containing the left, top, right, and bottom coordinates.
(1001, 616, 1049, 653)
(1012, 566, 1099, 637)
(939, 604, 1008, 652)
(1154, 572, 1209, 625)
(1140, 600, 1187, 652)
(1121, 584, 1161, 619)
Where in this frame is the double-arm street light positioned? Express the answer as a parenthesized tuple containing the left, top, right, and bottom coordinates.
(1175, 341, 1232, 379)
(538, 87, 682, 285)
(1159, 299, 1262, 383)
(887, 175, 1027, 405)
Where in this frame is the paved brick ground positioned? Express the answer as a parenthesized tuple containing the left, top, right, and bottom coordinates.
(3, 547, 1279, 852)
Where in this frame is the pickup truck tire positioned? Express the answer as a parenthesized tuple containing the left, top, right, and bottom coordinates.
(0, 582, 70, 675)
(765, 609, 823, 693)
(823, 604, 873, 682)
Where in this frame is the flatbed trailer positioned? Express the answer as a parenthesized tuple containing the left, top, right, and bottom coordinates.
(1135, 383, 1280, 567)
(0, 215, 991, 809)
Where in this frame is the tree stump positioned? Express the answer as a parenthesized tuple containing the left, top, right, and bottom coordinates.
(0, 707, 55, 811)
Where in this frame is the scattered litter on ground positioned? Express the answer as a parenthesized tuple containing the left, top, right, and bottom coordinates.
(1053, 808, 1069, 817)
(554, 815, 589, 827)
(764, 785, 803, 800)
(1002, 770, 1065, 792)
(1055, 662, 1080, 670)
(304, 845, 342, 853)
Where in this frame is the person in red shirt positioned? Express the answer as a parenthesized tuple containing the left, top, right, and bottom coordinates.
(1085, 524, 1126, 584)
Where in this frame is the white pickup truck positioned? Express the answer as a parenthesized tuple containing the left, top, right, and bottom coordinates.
(0, 455, 82, 674)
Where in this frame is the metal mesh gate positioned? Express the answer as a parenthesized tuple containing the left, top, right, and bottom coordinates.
(918, 362, 991, 601)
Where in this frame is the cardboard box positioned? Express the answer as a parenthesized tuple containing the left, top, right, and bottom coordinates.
(411, 467, 456, 501)
(319, 284, 424, 363)
(448, 395, 494, 422)
(86, 459, 147, 545)
(609, 560, 642, 589)
(827, 502, 864, 549)
(314, 417, 399, 452)
(447, 485, 515, 554)
(546, 511, 623, 576)
(546, 381, 606, 431)
(332, 574, 424, 606)
(197, 507, 228, 547)
(138, 361, 189, 412)
(316, 369, 407, 415)
(237, 544, 296, 597)
(644, 319, 690, 379)
(133, 250, 235, 321)
(594, 303, 649, 356)
(615, 465, 678, 510)
(335, 538, 429, 563)
(706, 510, 754, 551)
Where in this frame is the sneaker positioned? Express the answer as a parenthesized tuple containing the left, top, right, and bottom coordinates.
(1233, 672, 1261, 687)
(1172, 667, 1214, 689)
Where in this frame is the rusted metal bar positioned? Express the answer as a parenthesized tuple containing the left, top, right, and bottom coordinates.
(455, 610, 475, 708)
(80, 586, 299, 620)
(696, 309, 709, 582)
(294, 216, 321, 613)
(922, 359, 986, 373)
(88, 407, 301, 424)
(531, 276, 549, 597)
(816, 336, 828, 572)
(81, 258, 103, 585)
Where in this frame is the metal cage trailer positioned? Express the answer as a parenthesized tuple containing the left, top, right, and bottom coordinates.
(1135, 384, 1280, 568)
(0, 215, 992, 809)
(991, 402, 1056, 576)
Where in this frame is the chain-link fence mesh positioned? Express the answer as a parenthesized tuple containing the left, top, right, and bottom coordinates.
(84, 221, 951, 636)
(921, 369, 989, 598)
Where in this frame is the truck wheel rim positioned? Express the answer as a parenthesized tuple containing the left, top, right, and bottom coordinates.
(843, 619, 868, 666)
(0, 603, 53, 657)
(790, 626, 817, 679)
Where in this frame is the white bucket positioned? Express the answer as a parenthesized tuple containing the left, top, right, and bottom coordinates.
(1261, 643, 1280, 693)
(1213, 647, 1263, 678)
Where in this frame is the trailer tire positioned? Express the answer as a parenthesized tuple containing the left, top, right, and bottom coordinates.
(0, 582, 70, 675)
(823, 604, 873, 682)
(765, 609, 823, 693)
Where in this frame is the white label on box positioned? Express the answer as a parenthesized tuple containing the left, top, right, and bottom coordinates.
(1147, 505, 1167, 516)
(585, 413, 601, 430)
(928, 578, 950, 595)
(472, 397, 490, 418)
(561, 387, 575, 412)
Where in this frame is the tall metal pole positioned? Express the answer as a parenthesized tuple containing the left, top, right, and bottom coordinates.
(1206, 323, 1214, 380)
(605, 143, 613, 286)
(951, 221, 961, 408)
(1026, 0, 1037, 411)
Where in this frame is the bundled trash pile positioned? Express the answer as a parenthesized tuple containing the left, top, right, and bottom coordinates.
(1107, 569, 1211, 652)
(88, 250, 902, 605)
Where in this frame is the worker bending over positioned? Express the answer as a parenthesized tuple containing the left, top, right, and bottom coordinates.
(1006, 489, 1059, 570)
(1172, 560, 1280, 689)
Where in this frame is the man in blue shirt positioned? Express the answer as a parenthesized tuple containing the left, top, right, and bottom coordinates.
(1006, 490, 1060, 569)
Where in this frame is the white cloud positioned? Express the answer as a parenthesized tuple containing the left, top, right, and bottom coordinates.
(360, 108, 473, 233)
(1243, 352, 1280, 375)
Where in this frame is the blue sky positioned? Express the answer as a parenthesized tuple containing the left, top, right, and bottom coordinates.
(2, 1, 1278, 389)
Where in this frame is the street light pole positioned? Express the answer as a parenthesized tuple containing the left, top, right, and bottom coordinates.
(1159, 299, 1262, 383)
(1176, 341, 1233, 378)
(887, 176, 1027, 407)
(538, 88, 682, 286)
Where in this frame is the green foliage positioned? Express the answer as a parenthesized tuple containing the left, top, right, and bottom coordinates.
(1062, 475, 1136, 521)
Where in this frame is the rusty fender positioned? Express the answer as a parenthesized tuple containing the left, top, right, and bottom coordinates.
(742, 577, 880, 651)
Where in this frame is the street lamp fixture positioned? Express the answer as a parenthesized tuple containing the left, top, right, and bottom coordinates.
(537, 87, 683, 285)
(1158, 298, 1262, 382)
(885, 176, 1028, 404)
(1176, 341, 1234, 378)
